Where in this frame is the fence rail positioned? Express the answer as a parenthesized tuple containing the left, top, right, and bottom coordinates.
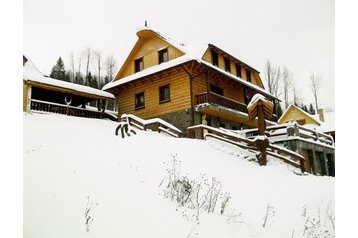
(187, 124, 305, 172)
(242, 122, 334, 147)
(119, 114, 182, 138)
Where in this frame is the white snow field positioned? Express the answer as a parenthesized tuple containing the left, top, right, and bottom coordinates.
(23, 112, 335, 238)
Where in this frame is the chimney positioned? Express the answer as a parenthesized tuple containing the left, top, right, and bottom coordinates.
(318, 108, 325, 122)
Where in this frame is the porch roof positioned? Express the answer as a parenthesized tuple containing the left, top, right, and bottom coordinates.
(23, 55, 115, 100)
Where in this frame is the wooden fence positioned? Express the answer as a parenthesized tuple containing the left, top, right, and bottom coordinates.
(187, 124, 305, 172)
(242, 123, 334, 147)
(118, 114, 182, 138)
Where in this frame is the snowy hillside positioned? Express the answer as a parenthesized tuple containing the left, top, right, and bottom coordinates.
(23, 113, 335, 238)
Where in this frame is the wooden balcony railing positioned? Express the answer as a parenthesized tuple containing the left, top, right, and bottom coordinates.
(195, 92, 248, 113)
(30, 99, 103, 119)
(195, 92, 278, 121)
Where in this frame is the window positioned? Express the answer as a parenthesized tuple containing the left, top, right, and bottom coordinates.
(236, 64, 242, 78)
(135, 92, 145, 109)
(210, 84, 224, 96)
(211, 50, 218, 66)
(159, 84, 170, 103)
(224, 58, 231, 72)
(158, 48, 168, 64)
(246, 69, 251, 82)
(134, 58, 144, 73)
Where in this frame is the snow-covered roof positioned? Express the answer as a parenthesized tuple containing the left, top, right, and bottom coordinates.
(102, 55, 195, 91)
(23, 56, 115, 99)
(278, 104, 321, 125)
(103, 27, 275, 99)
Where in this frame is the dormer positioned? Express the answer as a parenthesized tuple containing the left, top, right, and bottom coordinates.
(201, 44, 264, 88)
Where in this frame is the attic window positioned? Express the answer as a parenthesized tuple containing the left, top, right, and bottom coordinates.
(236, 64, 242, 78)
(158, 48, 168, 64)
(224, 58, 231, 72)
(134, 58, 144, 73)
(246, 69, 251, 82)
(211, 50, 218, 66)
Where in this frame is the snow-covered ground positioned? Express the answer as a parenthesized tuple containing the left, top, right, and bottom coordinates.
(23, 112, 335, 238)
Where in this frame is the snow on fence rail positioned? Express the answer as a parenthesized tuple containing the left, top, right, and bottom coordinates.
(239, 122, 334, 147)
(187, 124, 305, 172)
(116, 114, 182, 138)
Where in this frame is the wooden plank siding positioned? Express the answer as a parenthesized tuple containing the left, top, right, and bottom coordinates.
(191, 69, 246, 105)
(201, 48, 264, 88)
(116, 67, 191, 119)
(115, 35, 184, 80)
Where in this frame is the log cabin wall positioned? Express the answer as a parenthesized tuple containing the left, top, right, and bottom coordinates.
(115, 35, 184, 80)
(116, 66, 191, 119)
(191, 67, 246, 105)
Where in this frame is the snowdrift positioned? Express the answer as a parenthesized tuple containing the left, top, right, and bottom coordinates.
(23, 113, 335, 237)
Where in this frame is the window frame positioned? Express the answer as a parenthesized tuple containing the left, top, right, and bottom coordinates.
(210, 84, 224, 96)
(246, 68, 251, 82)
(159, 84, 171, 104)
(134, 91, 145, 110)
(158, 48, 169, 64)
(134, 57, 144, 73)
(211, 50, 219, 66)
(236, 64, 242, 78)
(224, 58, 231, 72)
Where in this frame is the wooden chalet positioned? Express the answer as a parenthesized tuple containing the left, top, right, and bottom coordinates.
(273, 104, 335, 176)
(23, 55, 116, 119)
(103, 27, 279, 134)
(278, 104, 321, 126)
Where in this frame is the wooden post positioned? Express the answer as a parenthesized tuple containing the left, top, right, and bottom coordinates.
(257, 102, 266, 135)
(26, 84, 32, 112)
(247, 94, 274, 166)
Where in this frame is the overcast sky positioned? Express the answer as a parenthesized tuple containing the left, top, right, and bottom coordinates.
(23, 0, 334, 110)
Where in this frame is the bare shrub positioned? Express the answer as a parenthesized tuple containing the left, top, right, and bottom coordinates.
(262, 204, 275, 228)
(302, 204, 334, 238)
(84, 196, 98, 233)
(161, 155, 231, 221)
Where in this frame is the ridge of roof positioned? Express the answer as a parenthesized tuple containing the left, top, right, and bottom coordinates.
(278, 104, 321, 125)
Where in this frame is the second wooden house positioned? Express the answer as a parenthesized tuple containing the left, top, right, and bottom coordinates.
(103, 27, 279, 134)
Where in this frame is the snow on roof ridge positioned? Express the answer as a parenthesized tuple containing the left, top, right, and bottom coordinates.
(23, 55, 115, 99)
(102, 55, 195, 91)
(278, 104, 321, 125)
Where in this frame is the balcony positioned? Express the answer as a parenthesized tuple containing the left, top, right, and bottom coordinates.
(195, 92, 277, 122)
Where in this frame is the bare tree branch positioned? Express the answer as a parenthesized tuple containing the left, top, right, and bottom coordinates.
(264, 60, 282, 98)
(282, 66, 293, 110)
(310, 73, 322, 112)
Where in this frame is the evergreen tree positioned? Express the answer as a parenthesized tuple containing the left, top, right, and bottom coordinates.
(92, 75, 99, 89)
(50, 57, 69, 81)
(309, 103, 316, 115)
(86, 72, 93, 87)
(74, 72, 84, 85)
(301, 104, 309, 113)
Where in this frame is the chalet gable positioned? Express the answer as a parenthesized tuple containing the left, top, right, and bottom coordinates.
(278, 104, 321, 125)
(114, 28, 185, 81)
